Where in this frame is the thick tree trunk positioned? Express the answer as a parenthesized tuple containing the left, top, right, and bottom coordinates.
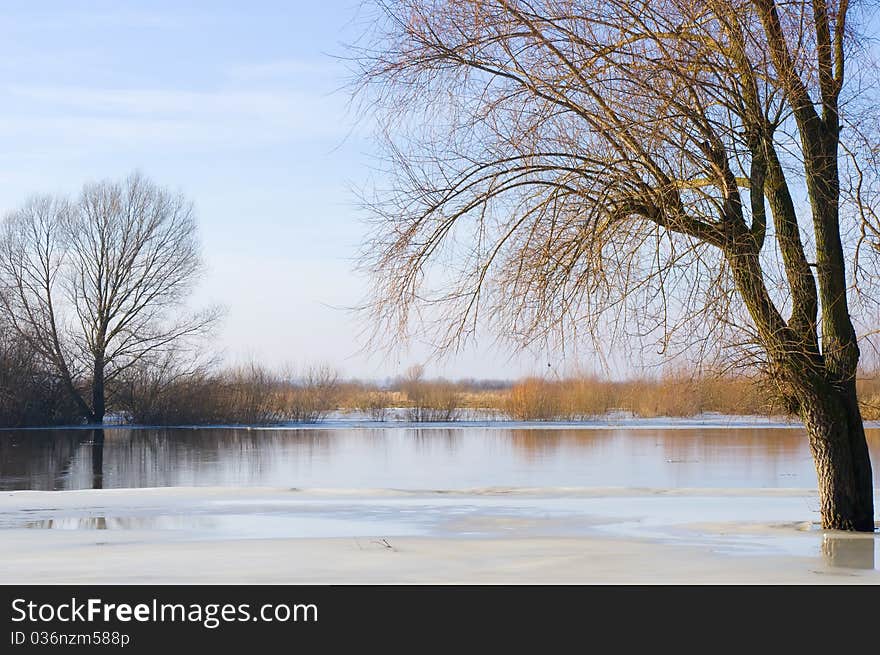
(799, 384, 874, 531)
(92, 356, 105, 424)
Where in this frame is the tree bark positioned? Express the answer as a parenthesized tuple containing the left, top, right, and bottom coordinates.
(799, 383, 874, 531)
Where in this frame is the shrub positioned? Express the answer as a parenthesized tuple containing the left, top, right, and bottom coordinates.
(503, 378, 569, 421)
(281, 366, 341, 423)
(0, 331, 81, 427)
(114, 361, 340, 425)
(352, 389, 395, 421)
(398, 366, 461, 422)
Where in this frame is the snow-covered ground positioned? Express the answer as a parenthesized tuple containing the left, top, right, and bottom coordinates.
(2, 410, 831, 431)
(0, 486, 876, 583)
(307, 409, 810, 430)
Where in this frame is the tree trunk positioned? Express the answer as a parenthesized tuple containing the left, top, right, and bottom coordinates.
(799, 383, 874, 531)
(92, 356, 105, 424)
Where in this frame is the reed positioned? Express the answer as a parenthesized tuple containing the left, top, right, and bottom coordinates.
(351, 389, 397, 421)
(499, 372, 774, 420)
(396, 366, 462, 422)
(116, 363, 341, 425)
(857, 373, 880, 421)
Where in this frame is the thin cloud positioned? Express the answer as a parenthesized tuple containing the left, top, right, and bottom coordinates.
(1, 85, 349, 147)
(226, 58, 346, 81)
(0, 7, 187, 32)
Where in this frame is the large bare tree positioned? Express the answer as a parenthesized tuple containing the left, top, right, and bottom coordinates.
(353, 0, 880, 530)
(0, 173, 217, 423)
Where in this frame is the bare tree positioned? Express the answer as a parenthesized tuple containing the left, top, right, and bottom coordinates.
(0, 172, 218, 423)
(352, 0, 880, 530)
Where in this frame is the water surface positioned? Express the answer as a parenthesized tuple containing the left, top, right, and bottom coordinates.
(2, 425, 878, 491)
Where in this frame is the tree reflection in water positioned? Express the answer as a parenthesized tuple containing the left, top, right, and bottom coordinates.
(91, 429, 104, 490)
(821, 533, 876, 570)
(0, 429, 91, 490)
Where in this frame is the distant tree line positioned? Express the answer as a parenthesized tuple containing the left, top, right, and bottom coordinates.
(2, 173, 876, 430)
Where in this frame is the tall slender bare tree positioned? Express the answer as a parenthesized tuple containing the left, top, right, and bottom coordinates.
(353, 0, 880, 530)
(0, 172, 217, 423)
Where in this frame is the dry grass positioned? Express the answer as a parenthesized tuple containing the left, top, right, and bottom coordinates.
(498, 373, 772, 421)
(502, 378, 571, 421)
(336, 367, 480, 422)
(619, 374, 768, 417)
(278, 366, 341, 423)
(857, 373, 880, 420)
(330, 369, 788, 422)
(350, 390, 398, 421)
(400, 380, 462, 422)
(116, 364, 341, 425)
(104, 368, 880, 425)
(38, 356, 880, 426)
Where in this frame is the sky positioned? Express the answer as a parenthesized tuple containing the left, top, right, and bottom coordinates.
(0, 0, 564, 380)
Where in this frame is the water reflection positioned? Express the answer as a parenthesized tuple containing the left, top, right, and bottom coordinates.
(821, 534, 877, 570)
(509, 428, 806, 461)
(0, 430, 91, 489)
(0, 426, 878, 491)
(25, 516, 217, 530)
(91, 429, 104, 490)
(411, 428, 461, 453)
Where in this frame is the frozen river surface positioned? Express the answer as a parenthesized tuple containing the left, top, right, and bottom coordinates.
(0, 421, 877, 581)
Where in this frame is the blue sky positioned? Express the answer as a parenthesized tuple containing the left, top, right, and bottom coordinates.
(0, 0, 557, 379)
